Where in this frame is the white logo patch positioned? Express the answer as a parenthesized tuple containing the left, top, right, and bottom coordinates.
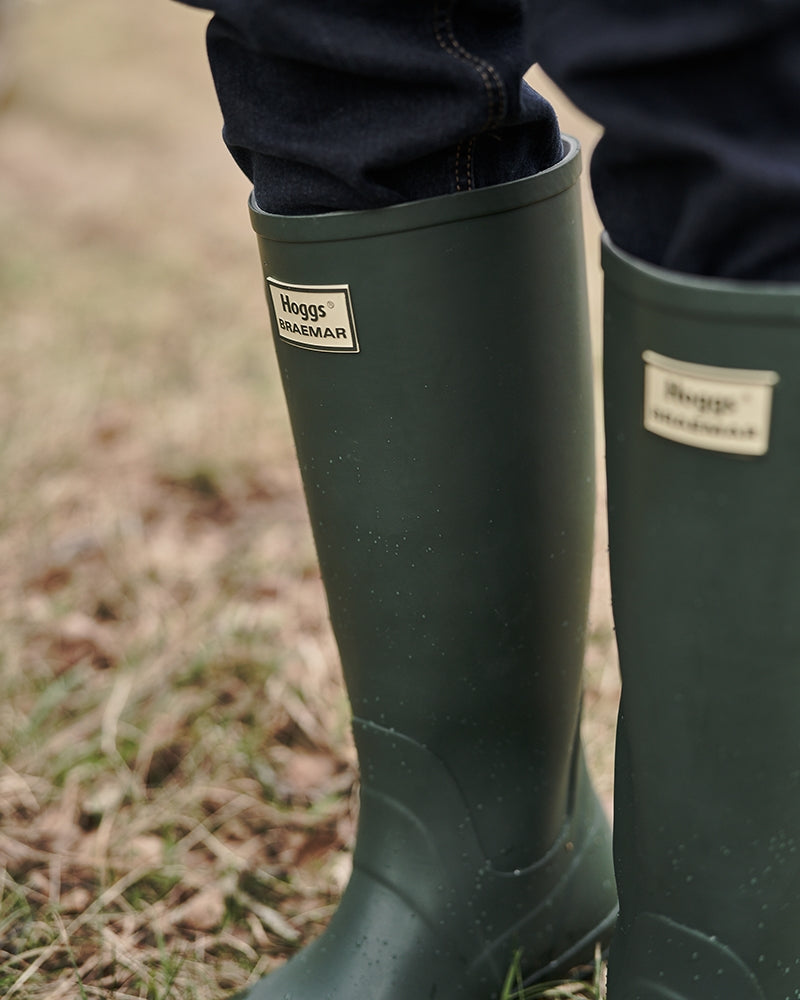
(267, 278, 359, 353)
(642, 350, 779, 456)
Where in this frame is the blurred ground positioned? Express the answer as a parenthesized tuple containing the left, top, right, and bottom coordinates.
(0, 3, 618, 997)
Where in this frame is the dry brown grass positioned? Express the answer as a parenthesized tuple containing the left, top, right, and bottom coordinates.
(0, 3, 618, 997)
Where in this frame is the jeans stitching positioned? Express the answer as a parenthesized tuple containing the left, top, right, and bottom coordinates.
(464, 135, 475, 191)
(433, 0, 506, 191)
(454, 137, 475, 192)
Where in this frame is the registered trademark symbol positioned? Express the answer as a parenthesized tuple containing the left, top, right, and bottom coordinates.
(327, 300, 335, 309)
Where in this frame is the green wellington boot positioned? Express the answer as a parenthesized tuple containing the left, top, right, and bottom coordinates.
(603, 236, 800, 1000)
(239, 138, 617, 1000)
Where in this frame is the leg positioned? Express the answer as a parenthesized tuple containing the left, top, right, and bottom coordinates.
(173, 1, 617, 996)
(534, 3, 800, 995)
(199, 0, 562, 213)
(533, 0, 800, 279)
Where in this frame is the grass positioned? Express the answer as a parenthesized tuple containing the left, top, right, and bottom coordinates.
(500, 948, 606, 1000)
(0, 1, 618, 996)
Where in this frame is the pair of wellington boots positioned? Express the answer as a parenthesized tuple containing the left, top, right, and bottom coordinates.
(239, 137, 800, 1000)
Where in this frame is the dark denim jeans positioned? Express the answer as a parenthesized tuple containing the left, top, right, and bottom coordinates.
(177, 0, 800, 280)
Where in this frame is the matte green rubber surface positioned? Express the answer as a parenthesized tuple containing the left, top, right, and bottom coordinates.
(603, 236, 800, 1000)
(238, 141, 617, 999)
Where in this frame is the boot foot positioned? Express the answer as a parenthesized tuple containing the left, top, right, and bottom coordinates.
(235, 725, 617, 1000)
(608, 913, 766, 1000)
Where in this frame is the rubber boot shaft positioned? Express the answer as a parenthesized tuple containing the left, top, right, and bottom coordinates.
(240, 141, 617, 999)
(603, 235, 800, 1000)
